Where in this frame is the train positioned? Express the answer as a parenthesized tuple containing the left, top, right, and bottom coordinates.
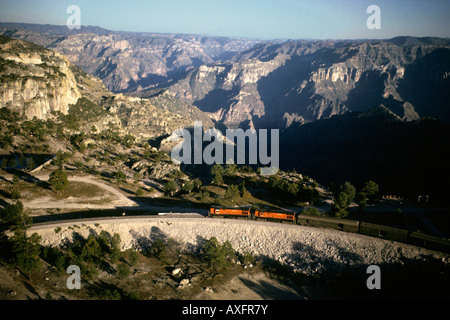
(208, 205, 450, 254)
(208, 205, 297, 223)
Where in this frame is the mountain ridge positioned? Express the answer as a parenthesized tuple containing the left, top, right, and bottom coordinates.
(2, 22, 449, 129)
(0, 35, 213, 140)
(0, 22, 265, 93)
(168, 38, 450, 128)
(279, 105, 450, 201)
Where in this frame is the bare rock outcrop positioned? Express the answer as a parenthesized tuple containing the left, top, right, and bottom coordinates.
(0, 36, 81, 119)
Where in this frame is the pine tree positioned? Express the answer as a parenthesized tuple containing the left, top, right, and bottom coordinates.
(331, 192, 350, 218)
(110, 233, 121, 263)
(163, 180, 178, 196)
(49, 169, 69, 194)
(11, 230, 42, 281)
(211, 164, 224, 185)
(362, 180, 379, 200)
(7, 203, 42, 281)
(225, 184, 240, 202)
(340, 181, 356, 202)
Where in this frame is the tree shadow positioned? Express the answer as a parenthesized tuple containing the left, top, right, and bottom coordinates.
(185, 234, 208, 256)
(239, 277, 304, 300)
(129, 226, 169, 252)
(85, 279, 128, 300)
(0, 189, 12, 208)
(259, 240, 450, 299)
(5, 168, 52, 190)
(23, 281, 42, 300)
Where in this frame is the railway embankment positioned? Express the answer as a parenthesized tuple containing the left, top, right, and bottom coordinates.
(30, 216, 450, 279)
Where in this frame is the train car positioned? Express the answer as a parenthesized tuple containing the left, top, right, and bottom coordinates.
(296, 214, 360, 233)
(358, 222, 409, 243)
(407, 231, 450, 254)
(254, 209, 297, 224)
(208, 206, 251, 219)
(206, 205, 450, 254)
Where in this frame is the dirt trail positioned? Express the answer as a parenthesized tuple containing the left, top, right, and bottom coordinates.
(2, 173, 138, 209)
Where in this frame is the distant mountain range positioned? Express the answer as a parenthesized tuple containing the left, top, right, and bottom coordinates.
(2, 22, 448, 129)
(1, 23, 450, 199)
(0, 22, 265, 93)
(168, 37, 450, 129)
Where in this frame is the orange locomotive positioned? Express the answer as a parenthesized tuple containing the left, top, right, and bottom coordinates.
(208, 206, 297, 224)
(254, 209, 297, 223)
(208, 206, 251, 219)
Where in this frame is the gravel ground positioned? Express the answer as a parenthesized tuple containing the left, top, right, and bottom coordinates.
(31, 216, 450, 280)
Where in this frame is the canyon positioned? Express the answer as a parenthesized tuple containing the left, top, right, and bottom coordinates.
(3, 24, 449, 130)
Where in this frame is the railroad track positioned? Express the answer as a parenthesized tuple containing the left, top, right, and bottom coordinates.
(28, 212, 206, 230)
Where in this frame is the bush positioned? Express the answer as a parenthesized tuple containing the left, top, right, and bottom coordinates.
(10, 189, 21, 200)
(181, 180, 194, 194)
(117, 263, 131, 279)
(128, 249, 139, 266)
(225, 163, 237, 176)
(225, 184, 240, 202)
(331, 192, 350, 218)
(238, 166, 254, 174)
(211, 164, 224, 185)
(193, 178, 202, 191)
(163, 180, 178, 197)
(302, 207, 321, 216)
(115, 170, 127, 184)
(150, 239, 166, 260)
(240, 251, 256, 266)
(197, 190, 210, 203)
(202, 237, 235, 271)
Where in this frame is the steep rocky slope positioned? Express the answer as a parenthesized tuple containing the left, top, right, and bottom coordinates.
(4, 24, 448, 129)
(0, 35, 213, 139)
(0, 36, 81, 119)
(0, 23, 262, 93)
(31, 217, 450, 299)
(279, 105, 450, 201)
(168, 38, 450, 128)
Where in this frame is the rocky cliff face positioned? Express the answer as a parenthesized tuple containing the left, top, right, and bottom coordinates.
(0, 36, 81, 119)
(0, 35, 213, 139)
(168, 58, 286, 128)
(168, 38, 450, 128)
(3, 24, 449, 129)
(1, 24, 262, 93)
(103, 90, 213, 140)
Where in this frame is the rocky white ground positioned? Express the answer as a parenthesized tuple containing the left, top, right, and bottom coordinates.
(31, 216, 450, 280)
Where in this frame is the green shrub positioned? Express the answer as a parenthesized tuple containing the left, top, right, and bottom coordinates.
(163, 180, 178, 196)
(302, 207, 321, 216)
(117, 263, 131, 279)
(240, 251, 256, 266)
(115, 170, 127, 184)
(202, 237, 235, 271)
(128, 249, 139, 266)
(225, 184, 240, 202)
(150, 239, 166, 260)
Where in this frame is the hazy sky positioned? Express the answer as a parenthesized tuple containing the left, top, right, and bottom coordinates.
(0, 0, 449, 39)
